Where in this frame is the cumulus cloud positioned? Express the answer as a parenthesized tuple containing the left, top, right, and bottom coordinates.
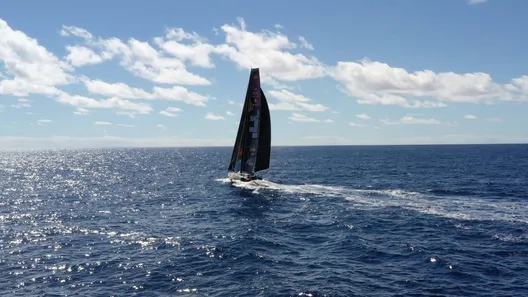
(94, 121, 112, 125)
(11, 98, 32, 108)
(37, 119, 52, 125)
(56, 92, 153, 114)
(82, 78, 209, 106)
(268, 89, 327, 111)
(464, 114, 478, 120)
(1, 16, 527, 149)
(64, 45, 104, 67)
(381, 116, 442, 125)
(74, 108, 91, 115)
(4, 16, 528, 116)
(60, 25, 212, 85)
(159, 107, 182, 117)
(332, 58, 528, 108)
(298, 36, 314, 50)
(289, 113, 319, 122)
(356, 113, 371, 120)
(0, 19, 73, 97)
(205, 112, 225, 120)
(349, 122, 363, 127)
(214, 18, 327, 84)
(288, 112, 333, 123)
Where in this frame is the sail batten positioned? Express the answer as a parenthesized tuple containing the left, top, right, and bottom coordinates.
(228, 68, 271, 177)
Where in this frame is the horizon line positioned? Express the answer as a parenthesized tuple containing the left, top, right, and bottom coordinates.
(1, 142, 527, 152)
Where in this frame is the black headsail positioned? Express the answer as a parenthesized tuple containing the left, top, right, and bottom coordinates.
(228, 68, 271, 175)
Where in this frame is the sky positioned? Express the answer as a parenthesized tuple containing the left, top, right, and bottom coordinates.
(1, 0, 528, 149)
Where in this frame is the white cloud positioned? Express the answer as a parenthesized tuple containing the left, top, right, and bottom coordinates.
(117, 124, 134, 128)
(73, 107, 90, 115)
(60, 25, 93, 39)
(464, 114, 478, 120)
(159, 111, 175, 117)
(153, 28, 216, 69)
(215, 18, 327, 83)
(381, 116, 441, 125)
(56, 92, 153, 114)
(150, 86, 208, 106)
(356, 113, 371, 120)
(331, 59, 520, 108)
(468, 0, 487, 4)
(37, 119, 52, 125)
(159, 107, 182, 117)
(157, 124, 166, 129)
(82, 78, 209, 106)
(2, 16, 528, 149)
(4, 16, 528, 121)
(298, 36, 314, 50)
(268, 89, 327, 111)
(60, 25, 212, 85)
(0, 78, 61, 97)
(205, 112, 225, 120)
(349, 122, 363, 127)
(288, 112, 319, 122)
(64, 45, 104, 67)
(167, 107, 182, 113)
(0, 19, 73, 97)
(11, 98, 32, 108)
(94, 121, 112, 125)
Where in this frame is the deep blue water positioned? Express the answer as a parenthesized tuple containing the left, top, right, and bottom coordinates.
(1, 144, 527, 296)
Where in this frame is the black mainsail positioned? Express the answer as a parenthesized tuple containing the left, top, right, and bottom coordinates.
(228, 68, 271, 178)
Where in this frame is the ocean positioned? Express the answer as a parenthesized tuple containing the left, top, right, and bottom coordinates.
(1, 144, 527, 296)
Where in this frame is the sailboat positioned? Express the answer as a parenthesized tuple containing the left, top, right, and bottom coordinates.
(228, 68, 271, 182)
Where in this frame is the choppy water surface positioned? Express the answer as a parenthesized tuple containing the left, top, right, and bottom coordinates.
(1, 145, 527, 296)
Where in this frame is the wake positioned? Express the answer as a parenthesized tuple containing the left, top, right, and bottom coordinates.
(215, 178, 528, 225)
(216, 177, 346, 196)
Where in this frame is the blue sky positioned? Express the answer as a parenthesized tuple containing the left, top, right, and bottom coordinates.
(1, 0, 527, 149)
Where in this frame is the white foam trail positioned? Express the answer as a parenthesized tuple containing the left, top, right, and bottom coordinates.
(216, 178, 345, 196)
(345, 188, 528, 224)
(216, 178, 528, 224)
